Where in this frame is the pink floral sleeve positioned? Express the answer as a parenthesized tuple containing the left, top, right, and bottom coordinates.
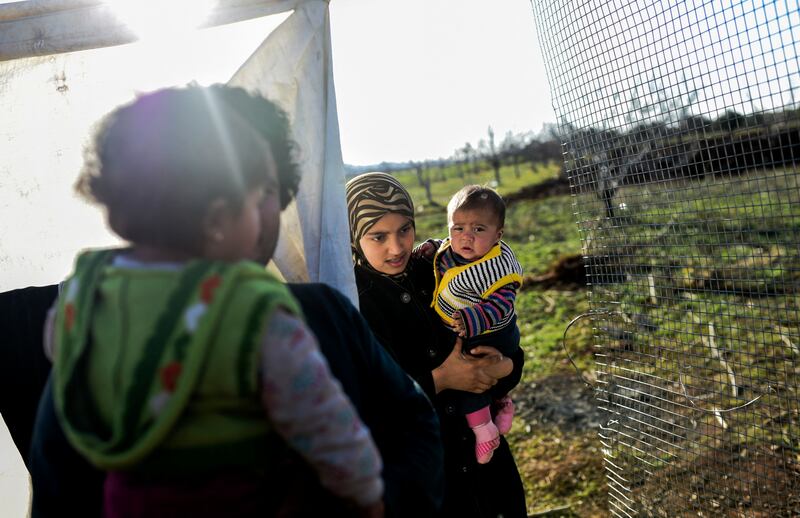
(259, 310, 384, 507)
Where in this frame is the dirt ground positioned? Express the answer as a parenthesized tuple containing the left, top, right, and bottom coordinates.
(512, 371, 610, 517)
(515, 372, 605, 433)
(634, 443, 800, 518)
(513, 366, 800, 517)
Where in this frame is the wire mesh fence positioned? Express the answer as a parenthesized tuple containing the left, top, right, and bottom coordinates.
(531, 0, 800, 516)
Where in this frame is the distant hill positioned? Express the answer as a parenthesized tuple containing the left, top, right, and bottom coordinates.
(344, 161, 412, 178)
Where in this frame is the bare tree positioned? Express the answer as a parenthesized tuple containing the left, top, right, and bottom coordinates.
(560, 76, 702, 219)
(486, 126, 502, 185)
(413, 161, 434, 206)
(476, 138, 488, 175)
(500, 130, 529, 178)
(453, 150, 466, 179)
(435, 157, 447, 182)
(462, 142, 478, 176)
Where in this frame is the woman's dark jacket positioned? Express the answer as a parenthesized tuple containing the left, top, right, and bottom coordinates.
(355, 257, 527, 518)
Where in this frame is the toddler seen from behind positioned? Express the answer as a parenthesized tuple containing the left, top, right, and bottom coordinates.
(48, 85, 384, 518)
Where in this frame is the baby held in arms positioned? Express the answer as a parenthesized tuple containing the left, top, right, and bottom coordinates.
(418, 185, 524, 465)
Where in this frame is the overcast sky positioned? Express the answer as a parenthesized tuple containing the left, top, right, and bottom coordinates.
(0, 0, 555, 166)
(329, 0, 555, 165)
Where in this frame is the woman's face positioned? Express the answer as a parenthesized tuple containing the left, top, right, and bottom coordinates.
(358, 212, 415, 275)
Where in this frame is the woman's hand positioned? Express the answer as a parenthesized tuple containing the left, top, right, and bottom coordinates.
(470, 345, 514, 379)
(411, 240, 437, 259)
(432, 338, 513, 394)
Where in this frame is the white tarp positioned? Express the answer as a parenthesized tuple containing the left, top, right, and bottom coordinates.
(0, 3, 355, 514)
(0, 414, 30, 518)
(0, 0, 357, 302)
(230, 1, 355, 296)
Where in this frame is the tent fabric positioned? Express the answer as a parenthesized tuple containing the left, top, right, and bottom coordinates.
(230, 1, 355, 298)
(0, 0, 302, 61)
(0, 0, 358, 304)
(0, 414, 31, 518)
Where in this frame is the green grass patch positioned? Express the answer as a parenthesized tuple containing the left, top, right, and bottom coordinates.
(381, 161, 799, 515)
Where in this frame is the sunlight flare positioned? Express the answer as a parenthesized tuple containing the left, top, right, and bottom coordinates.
(106, 0, 215, 41)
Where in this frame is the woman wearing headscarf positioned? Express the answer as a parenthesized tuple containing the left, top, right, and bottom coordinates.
(345, 172, 527, 517)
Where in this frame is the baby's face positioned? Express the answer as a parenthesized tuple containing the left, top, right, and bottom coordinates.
(208, 143, 280, 264)
(448, 208, 503, 261)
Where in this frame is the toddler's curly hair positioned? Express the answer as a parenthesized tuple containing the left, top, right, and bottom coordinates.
(76, 84, 299, 254)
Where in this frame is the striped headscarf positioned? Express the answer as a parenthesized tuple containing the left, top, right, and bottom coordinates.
(345, 172, 415, 267)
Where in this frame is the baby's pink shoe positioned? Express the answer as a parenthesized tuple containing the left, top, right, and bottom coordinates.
(472, 421, 500, 464)
(493, 396, 515, 435)
(467, 406, 500, 464)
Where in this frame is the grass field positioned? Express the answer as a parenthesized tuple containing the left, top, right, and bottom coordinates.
(393, 162, 608, 516)
(391, 161, 800, 517)
(577, 168, 800, 516)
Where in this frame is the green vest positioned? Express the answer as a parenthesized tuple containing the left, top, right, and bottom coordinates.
(53, 249, 301, 474)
